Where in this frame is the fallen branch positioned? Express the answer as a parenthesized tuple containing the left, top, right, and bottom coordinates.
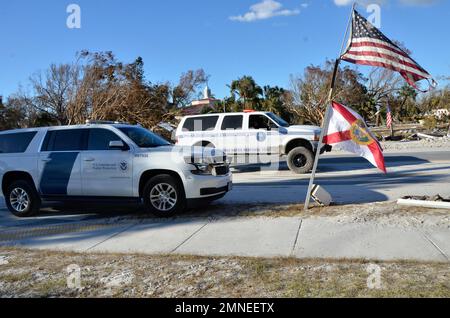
(417, 133, 442, 140)
(397, 199, 450, 210)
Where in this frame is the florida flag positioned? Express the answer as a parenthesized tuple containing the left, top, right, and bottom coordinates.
(323, 101, 386, 173)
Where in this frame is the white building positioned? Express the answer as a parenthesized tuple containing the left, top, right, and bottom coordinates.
(432, 109, 450, 119)
(182, 86, 220, 116)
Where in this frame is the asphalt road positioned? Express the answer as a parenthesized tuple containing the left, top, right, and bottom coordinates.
(223, 151, 450, 205)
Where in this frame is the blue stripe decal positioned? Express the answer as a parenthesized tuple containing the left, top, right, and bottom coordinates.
(40, 152, 79, 195)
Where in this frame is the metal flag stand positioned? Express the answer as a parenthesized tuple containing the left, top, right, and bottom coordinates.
(303, 2, 357, 211)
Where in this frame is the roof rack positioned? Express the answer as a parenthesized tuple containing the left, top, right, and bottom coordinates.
(85, 120, 129, 125)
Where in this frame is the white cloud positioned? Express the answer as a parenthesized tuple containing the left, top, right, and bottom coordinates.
(333, 0, 436, 6)
(398, 0, 438, 5)
(333, 0, 354, 5)
(230, 0, 300, 23)
(333, 0, 386, 5)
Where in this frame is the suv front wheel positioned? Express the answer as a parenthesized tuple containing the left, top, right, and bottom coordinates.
(5, 180, 41, 217)
(287, 147, 314, 174)
(143, 174, 185, 217)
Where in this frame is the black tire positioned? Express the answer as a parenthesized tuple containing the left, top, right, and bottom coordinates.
(142, 174, 185, 217)
(193, 141, 215, 149)
(202, 141, 215, 148)
(287, 146, 314, 174)
(5, 180, 41, 217)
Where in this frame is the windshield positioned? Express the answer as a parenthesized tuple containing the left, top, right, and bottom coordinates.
(266, 113, 289, 128)
(118, 127, 170, 148)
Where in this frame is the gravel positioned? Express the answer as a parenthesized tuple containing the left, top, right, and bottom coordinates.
(329, 137, 450, 153)
(380, 137, 450, 152)
(312, 202, 450, 229)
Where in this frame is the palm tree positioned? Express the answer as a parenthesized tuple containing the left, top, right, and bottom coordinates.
(262, 86, 285, 113)
(398, 84, 418, 119)
(229, 76, 263, 110)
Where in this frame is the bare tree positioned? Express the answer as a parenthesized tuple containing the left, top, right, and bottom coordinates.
(287, 60, 369, 125)
(171, 69, 209, 108)
(15, 63, 82, 125)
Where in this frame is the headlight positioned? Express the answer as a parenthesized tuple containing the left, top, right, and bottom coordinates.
(190, 163, 212, 175)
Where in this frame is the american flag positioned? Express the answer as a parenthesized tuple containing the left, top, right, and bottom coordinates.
(341, 10, 436, 92)
(386, 104, 392, 129)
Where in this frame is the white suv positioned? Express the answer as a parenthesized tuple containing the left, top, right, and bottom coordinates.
(176, 111, 331, 174)
(0, 122, 232, 217)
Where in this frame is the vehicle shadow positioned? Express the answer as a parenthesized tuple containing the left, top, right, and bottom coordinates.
(0, 199, 246, 225)
(232, 155, 430, 173)
(229, 164, 450, 205)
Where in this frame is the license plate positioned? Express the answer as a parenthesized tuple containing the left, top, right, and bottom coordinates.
(228, 182, 233, 191)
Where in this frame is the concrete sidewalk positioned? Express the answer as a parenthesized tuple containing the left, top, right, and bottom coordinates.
(3, 215, 449, 262)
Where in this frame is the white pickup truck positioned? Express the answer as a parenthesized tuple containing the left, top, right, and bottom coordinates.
(175, 111, 332, 174)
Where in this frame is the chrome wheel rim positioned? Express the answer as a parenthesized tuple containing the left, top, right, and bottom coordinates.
(150, 183, 177, 212)
(10, 188, 30, 212)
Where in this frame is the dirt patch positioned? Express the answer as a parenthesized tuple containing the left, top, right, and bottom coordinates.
(71, 201, 450, 229)
(380, 138, 450, 152)
(307, 202, 450, 229)
(0, 248, 448, 298)
(188, 201, 450, 229)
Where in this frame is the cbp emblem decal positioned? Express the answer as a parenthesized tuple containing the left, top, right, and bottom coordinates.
(119, 161, 128, 171)
(257, 132, 266, 142)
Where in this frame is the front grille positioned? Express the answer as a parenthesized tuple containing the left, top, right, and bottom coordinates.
(213, 165, 229, 176)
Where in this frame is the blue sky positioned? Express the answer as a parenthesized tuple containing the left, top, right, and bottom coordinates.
(0, 0, 448, 99)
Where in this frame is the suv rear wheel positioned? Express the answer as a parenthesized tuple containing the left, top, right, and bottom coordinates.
(287, 147, 314, 174)
(143, 174, 185, 217)
(5, 180, 41, 217)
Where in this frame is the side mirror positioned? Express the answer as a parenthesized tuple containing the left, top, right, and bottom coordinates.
(109, 140, 128, 151)
(279, 127, 288, 135)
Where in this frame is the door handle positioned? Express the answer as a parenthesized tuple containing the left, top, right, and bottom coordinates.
(41, 158, 52, 162)
(83, 158, 95, 162)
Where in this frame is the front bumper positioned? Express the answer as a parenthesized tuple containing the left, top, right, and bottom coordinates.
(186, 191, 228, 208)
(200, 183, 232, 196)
(183, 172, 233, 200)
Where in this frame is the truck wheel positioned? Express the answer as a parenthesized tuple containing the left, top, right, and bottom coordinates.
(194, 141, 215, 149)
(5, 180, 41, 217)
(143, 174, 185, 217)
(287, 147, 314, 174)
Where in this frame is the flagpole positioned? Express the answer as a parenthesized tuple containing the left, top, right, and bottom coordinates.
(303, 3, 356, 211)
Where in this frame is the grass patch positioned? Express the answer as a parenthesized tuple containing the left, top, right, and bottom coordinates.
(0, 247, 448, 298)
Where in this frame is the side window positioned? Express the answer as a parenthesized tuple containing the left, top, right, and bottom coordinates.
(182, 118, 195, 132)
(88, 129, 123, 150)
(42, 129, 86, 152)
(0, 132, 37, 154)
(249, 115, 273, 130)
(221, 115, 243, 131)
(182, 116, 219, 132)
